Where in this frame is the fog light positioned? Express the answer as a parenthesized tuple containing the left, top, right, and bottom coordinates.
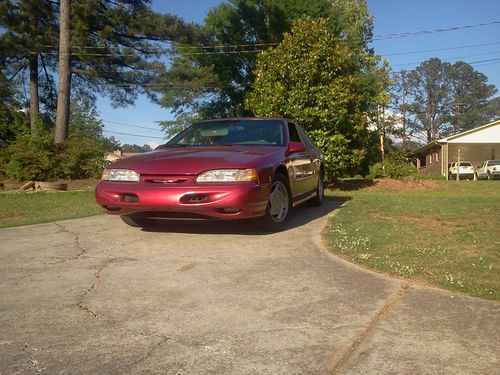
(222, 208, 241, 213)
(122, 194, 139, 203)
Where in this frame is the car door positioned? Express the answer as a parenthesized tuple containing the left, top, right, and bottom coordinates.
(296, 124, 321, 192)
(286, 122, 315, 195)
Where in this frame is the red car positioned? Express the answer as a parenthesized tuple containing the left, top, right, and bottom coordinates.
(95, 118, 324, 231)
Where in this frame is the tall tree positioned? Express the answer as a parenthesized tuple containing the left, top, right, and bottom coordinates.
(52, 0, 196, 142)
(0, 0, 58, 135)
(55, 0, 71, 143)
(247, 15, 387, 179)
(390, 70, 412, 146)
(407, 58, 451, 143)
(391, 58, 499, 144)
(445, 61, 498, 133)
(157, 0, 374, 127)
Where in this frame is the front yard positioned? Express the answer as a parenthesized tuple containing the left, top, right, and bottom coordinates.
(325, 179, 499, 300)
(0, 189, 102, 228)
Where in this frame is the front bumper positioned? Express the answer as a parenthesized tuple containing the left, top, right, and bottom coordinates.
(95, 181, 270, 220)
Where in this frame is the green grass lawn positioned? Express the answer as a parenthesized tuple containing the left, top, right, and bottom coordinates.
(324, 180, 500, 300)
(0, 190, 102, 228)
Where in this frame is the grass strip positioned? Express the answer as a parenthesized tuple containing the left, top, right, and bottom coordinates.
(0, 190, 102, 228)
(324, 180, 500, 300)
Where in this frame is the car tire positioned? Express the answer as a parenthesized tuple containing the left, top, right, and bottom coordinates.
(260, 173, 293, 232)
(308, 170, 324, 207)
(120, 215, 153, 228)
(448, 173, 453, 180)
(487, 172, 492, 180)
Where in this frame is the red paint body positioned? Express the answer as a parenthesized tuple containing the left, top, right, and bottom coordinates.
(95, 118, 322, 221)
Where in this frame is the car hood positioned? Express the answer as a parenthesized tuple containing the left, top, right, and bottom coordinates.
(109, 146, 283, 175)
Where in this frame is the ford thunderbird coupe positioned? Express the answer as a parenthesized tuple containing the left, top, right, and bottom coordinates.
(95, 118, 324, 231)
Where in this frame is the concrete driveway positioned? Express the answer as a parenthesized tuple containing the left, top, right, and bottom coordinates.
(1, 201, 498, 374)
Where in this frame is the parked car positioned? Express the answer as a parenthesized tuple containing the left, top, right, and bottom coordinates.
(448, 161, 475, 180)
(95, 118, 324, 231)
(475, 160, 500, 180)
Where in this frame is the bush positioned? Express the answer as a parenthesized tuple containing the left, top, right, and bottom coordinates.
(308, 130, 365, 182)
(59, 138, 106, 179)
(369, 154, 417, 179)
(2, 134, 106, 181)
(4, 134, 58, 181)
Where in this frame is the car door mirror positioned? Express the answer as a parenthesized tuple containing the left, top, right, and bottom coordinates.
(287, 141, 306, 155)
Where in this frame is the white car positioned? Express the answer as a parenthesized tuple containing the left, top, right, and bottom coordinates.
(475, 160, 500, 180)
(448, 161, 475, 180)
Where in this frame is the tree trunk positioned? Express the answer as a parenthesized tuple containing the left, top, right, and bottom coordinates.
(29, 55, 39, 136)
(55, 0, 71, 144)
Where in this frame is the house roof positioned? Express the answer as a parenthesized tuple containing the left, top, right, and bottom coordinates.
(407, 141, 441, 157)
(408, 119, 500, 156)
(438, 119, 500, 143)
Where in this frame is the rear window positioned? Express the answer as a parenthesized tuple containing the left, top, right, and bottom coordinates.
(460, 162, 472, 166)
(488, 160, 500, 166)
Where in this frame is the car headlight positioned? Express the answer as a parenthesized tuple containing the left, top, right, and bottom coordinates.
(101, 169, 140, 182)
(196, 169, 258, 183)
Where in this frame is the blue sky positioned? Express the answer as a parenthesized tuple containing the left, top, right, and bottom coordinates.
(98, 0, 500, 147)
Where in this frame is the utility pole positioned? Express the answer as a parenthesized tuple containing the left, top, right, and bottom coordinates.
(55, 0, 71, 144)
(380, 105, 386, 176)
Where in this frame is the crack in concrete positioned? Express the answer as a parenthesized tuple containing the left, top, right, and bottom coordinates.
(128, 335, 171, 369)
(16, 342, 46, 374)
(328, 283, 410, 374)
(77, 256, 172, 365)
(78, 258, 118, 318)
(48, 223, 87, 264)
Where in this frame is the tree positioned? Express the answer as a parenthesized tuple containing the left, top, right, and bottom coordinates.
(53, 0, 197, 143)
(0, 0, 58, 135)
(446, 61, 498, 133)
(406, 58, 451, 143)
(55, 0, 71, 143)
(247, 16, 388, 179)
(122, 144, 152, 153)
(391, 58, 499, 144)
(157, 0, 374, 125)
(390, 70, 412, 146)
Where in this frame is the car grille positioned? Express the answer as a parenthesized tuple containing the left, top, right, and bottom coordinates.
(141, 175, 193, 184)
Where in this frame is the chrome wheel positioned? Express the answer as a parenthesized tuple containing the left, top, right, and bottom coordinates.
(268, 180, 290, 223)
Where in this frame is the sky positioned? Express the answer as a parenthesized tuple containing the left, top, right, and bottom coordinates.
(98, 0, 500, 148)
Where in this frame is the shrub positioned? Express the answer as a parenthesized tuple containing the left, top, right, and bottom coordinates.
(59, 138, 106, 179)
(2, 134, 106, 181)
(308, 130, 365, 182)
(4, 134, 58, 181)
(369, 154, 417, 179)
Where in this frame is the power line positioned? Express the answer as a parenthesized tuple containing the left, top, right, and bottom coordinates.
(372, 20, 500, 41)
(103, 119, 163, 131)
(391, 51, 500, 67)
(103, 129, 164, 139)
(34, 20, 500, 55)
(381, 41, 500, 56)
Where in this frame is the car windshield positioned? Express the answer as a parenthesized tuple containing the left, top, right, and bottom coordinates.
(460, 162, 472, 166)
(166, 120, 285, 147)
(488, 160, 500, 166)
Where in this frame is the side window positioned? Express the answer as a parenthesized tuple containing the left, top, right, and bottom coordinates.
(287, 122, 301, 143)
(296, 125, 316, 152)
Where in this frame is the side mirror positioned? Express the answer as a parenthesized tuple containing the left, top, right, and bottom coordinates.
(287, 141, 306, 155)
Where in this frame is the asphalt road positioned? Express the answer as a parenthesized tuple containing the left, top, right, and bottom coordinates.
(1, 201, 499, 374)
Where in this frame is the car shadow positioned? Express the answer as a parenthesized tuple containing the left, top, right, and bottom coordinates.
(140, 196, 350, 235)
